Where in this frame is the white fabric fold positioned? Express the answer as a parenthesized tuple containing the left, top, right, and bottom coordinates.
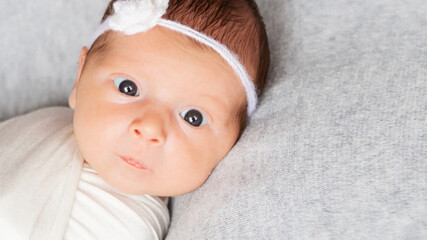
(64, 164, 169, 239)
(0, 107, 83, 240)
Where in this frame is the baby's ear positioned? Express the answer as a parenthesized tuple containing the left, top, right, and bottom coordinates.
(69, 47, 89, 109)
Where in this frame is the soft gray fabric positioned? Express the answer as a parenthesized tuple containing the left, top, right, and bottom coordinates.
(167, 0, 427, 239)
(0, 0, 426, 239)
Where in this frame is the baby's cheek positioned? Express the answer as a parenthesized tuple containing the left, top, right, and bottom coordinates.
(159, 156, 210, 195)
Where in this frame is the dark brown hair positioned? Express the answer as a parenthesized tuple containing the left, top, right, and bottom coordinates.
(91, 0, 270, 135)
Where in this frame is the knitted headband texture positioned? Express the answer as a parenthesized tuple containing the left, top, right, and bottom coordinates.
(88, 0, 257, 116)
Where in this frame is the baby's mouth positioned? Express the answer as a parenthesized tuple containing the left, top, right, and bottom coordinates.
(119, 155, 148, 170)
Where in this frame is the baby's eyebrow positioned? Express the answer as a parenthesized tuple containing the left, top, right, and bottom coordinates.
(198, 94, 228, 117)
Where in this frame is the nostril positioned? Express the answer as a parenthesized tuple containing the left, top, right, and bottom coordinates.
(132, 128, 162, 144)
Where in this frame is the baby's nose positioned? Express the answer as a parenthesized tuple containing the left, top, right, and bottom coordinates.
(129, 110, 167, 145)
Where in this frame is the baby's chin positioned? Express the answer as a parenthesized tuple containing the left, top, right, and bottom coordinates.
(109, 185, 193, 198)
(108, 175, 208, 197)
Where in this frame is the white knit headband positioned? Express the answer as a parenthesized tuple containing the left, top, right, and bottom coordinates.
(88, 0, 258, 116)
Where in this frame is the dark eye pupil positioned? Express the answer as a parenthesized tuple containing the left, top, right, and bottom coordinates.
(119, 80, 138, 96)
(184, 110, 203, 127)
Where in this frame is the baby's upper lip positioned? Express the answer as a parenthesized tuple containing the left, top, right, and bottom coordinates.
(119, 155, 150, 170)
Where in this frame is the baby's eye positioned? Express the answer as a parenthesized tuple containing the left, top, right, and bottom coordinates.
(180, 109, 208, 127)
(113, 77, 139, 96)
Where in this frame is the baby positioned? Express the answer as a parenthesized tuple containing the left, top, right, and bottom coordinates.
(0, 0, 269, 239)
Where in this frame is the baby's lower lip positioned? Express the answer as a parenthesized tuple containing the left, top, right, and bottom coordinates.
(119, 156, 148, 170)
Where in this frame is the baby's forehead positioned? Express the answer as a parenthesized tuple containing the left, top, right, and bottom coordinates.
(88, 28, 217, 65)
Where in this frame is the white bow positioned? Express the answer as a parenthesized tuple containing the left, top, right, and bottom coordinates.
(108, 0, 169, 34)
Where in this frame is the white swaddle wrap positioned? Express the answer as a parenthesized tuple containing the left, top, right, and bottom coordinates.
(0, 107, 82, 239)
(0, 107, 169, 239)
(64, 163, 169, 239)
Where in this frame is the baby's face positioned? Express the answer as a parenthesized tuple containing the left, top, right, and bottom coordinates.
(69, 26, 246, 196)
